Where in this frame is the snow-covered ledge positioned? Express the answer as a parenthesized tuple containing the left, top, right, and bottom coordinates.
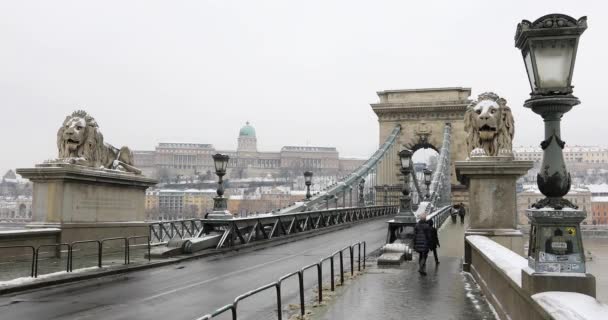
(532, 292, 608, 320)
(466, 235, 536, 319)
(465, 235, 603, 320)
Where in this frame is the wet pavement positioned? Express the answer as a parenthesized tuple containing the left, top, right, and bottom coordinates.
(0, 219, 390, 320)
(316, 216, 496, 320)
(317, 257, 496, 320)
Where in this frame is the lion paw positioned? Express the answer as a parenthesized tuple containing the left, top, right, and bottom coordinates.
(470, 148, 487, 157)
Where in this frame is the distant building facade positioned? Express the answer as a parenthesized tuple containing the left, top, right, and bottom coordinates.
(145, 189, 215, 220)
(514, 146, 608, 164)
(133, 122, 364, 181)
(588, 184, 608, 225)
(517, 186, 592, 225)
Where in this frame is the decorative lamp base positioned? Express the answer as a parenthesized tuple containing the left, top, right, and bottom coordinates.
(526, 208, 587, 273)
(531, 197, 578, 210)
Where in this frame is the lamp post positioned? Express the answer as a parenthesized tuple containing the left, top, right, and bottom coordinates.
(349, 186, 353, 207)
(515, 14, 587, 210)
(208, 153, 232, 219)
(358, 179, 365, 207)
(516, 14, 591, 278)
(383, 184, 389, 206)
(423, 168, 432, 199)
(304, 171, 313, 201)
(394, 149, 416, 223)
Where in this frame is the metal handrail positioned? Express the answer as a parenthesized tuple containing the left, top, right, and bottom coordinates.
(205, 206, 396, 249)
(34, 243, 70, 277)
(70, 240, 102, 271)
(232, 282, 281, 320)
(196, 240, 366, 320)
(149, 219, 204, 244)
(1, 235, 151, 281)
(0, 245, 35, 277)
(127, 235, 151, 263)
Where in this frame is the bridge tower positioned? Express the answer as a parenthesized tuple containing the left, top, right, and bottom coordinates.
(371, 87, 471, 205)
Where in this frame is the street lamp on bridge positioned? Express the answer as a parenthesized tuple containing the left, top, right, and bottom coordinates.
(208, 153, 232, 219)
(358, 179, 365, 207)
(304, 171, 313, 201)
(423, 168, 432, 199)
(396, 149, 415, 219)
(516, 14, 592, 282)
(383, 184, 389, 205)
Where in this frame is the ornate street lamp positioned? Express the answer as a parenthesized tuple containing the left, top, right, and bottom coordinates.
(395, 149, 416, 223)
(423, 168, 432, 199)
(304, 171, 313, 201)
(383, 184, 389, 205)
(358, 179, 365, 207)
(516, 14, 592, 279)
(207, 153, 232, 219)
(515, 14, 586, 209)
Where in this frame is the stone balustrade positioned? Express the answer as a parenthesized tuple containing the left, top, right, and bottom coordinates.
(465, 235, 608, 320)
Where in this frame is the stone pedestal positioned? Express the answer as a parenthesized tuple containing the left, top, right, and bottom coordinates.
(17, 164, 157, 242)
(522, 267, 596, 298)
(455, 158, 533, 255)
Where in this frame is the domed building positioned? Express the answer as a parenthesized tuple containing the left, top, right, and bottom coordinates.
(237, 122, 257, 153)
(133, 121, 365, 181)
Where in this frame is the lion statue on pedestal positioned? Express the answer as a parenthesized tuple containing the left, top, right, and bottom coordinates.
(464, 92, 514, 158)
(56, 110, 141, 174)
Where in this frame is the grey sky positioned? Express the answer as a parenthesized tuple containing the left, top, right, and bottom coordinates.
(1, 0, 606, 175)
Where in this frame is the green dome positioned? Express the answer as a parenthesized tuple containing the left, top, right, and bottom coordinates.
(239, 122, 256, 137)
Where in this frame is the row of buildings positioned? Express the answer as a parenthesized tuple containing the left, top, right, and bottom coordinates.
(0, 170, 32, 222)
(516, 184, 608, 226)
(514, 146, 608, 164)
(133, 122, 364, 181)
(144, 186, 308, 220)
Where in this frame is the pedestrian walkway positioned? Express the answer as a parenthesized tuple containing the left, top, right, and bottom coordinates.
(315, 215, 496, 320)
(438, 215, 467, 258)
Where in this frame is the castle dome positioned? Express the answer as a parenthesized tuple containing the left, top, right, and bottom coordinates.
(239, 122, 256, 138)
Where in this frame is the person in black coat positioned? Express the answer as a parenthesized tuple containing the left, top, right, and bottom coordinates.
(413, 214, 432, 275)
(458, 203, 466, 224)
(428, 219, 440, 265)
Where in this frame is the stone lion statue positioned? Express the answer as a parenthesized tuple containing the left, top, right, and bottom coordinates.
(464, 92, 514, 157)
(56, 110, 141, 174)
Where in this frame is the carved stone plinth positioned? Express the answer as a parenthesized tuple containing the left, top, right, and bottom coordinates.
(455, 158, 533, 255)
(17, 164, 157, 242)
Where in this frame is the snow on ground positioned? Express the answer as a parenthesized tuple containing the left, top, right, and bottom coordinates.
(0, 267, 99, 288)
(0, 228, 60, 235)
(466, 235, 528, 286)
(533, 291, 608, 320)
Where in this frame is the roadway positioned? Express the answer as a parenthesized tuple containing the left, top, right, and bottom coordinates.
(0, 218, 390, 320)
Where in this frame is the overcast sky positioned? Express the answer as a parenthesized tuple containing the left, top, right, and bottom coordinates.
(1, 0, 606, 174)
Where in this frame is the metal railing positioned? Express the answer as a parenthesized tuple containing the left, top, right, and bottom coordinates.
(149, 219, 204, 244)
(195, 241, 366, 320)
(426, 205, 452, 228)
(0, 235, 151, 280)
(200, 206, 395, 249)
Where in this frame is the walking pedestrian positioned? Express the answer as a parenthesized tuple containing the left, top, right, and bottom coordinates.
(451, 204, 459, 223)
(428, 219, 440, 265)
(458, 203, 466, 224)
(413, 213, 432, 275)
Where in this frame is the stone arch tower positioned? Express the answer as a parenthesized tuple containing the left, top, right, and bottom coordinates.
(371, 87, 471, 204)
